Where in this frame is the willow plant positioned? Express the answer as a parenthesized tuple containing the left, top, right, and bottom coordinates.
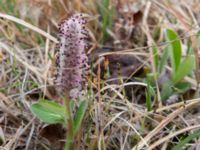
(31, 14, 89, 150)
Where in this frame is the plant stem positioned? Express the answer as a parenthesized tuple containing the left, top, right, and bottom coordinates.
(64, 97, 74, 150)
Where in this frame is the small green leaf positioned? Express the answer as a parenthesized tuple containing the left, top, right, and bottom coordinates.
(146, 73, 156, 86)
(145, 84, 153, 111)
(186, 39, 193, 55)
(73, 100, 88, 135)
(196, 30, 200, 44)
(96, 0, 113, 42)
(158, 47, 169, 73)
(172, 55, 195, 83)
(166, 28, 182, 75)
(174, 82, 191, 93)
(172, 129, 200, 150)
(161, 80, 173, 101)
(152, 46, 159, 72)
(30, 99, 65, 124)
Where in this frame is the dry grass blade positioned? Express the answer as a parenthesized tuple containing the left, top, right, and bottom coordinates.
(1, 0, 200, 149)
(0, 42, 44, 79)
(132, 100, 200, 150)
(119, 117, 149, 147)
(147, 124, 200, 150)
(0, 13, 58, 43)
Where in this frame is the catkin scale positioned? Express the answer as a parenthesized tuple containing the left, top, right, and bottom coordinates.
(54, 14, 89, 99)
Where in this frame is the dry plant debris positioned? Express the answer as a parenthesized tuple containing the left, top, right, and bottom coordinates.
(0, 0, 200, 150)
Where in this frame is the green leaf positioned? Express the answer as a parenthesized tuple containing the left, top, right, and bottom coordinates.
(166, 28, 182, 75)
(196, 30, 200, 44)
(0, 0, 16, 15)
(172, 55, 195, 83)
(96, 0, 113, 42)
(186, 39, 193, 55)
(161, 80, 173, 101)
(152, 46, 159, 72)
(145, 85, 152, 111)
(73, 100, 88, 135)
(158, 47, 169, 73)
(172, 129, 200, 150)
(174, 82, 191, 93)
(30, 99, 65, 124)
(146, 73, 156, 86)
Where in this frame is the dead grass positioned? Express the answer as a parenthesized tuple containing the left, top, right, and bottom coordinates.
(0, 0, 200, 150)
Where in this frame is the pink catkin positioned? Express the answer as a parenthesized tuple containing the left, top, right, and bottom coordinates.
(55, 14, 89, 99)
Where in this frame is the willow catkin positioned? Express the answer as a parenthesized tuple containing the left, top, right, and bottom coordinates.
(55, 14, 89, 99)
